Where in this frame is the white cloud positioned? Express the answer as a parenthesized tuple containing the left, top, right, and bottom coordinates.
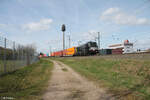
(100, 7, 150, 25)
(23, 18, 53, 32)
(102, 8, 119, 16)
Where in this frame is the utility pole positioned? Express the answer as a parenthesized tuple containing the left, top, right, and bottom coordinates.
(68, 35, 71, 48)
(98, 32, 100, 50)
(49, 46, 51, 56)
(78, 41, 81, 46)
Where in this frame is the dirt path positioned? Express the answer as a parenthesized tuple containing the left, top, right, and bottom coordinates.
(43, 60, 114, 100)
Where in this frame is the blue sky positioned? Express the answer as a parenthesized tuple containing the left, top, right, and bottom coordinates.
(0, 0, 150, 53)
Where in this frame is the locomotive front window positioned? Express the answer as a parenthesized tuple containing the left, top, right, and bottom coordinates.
(88, 43, 91, 47)
(90, 43, 97, 47)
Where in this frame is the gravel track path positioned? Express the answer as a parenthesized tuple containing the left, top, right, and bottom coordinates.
(43, 60, 114, 100)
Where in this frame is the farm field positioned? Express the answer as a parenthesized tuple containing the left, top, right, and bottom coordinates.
(0, 59, 53, 100)
(52, 55, 150, 100)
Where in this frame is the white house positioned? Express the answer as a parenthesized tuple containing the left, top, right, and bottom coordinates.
(109, 40, 134, 54)
(123, 40, 133, 54)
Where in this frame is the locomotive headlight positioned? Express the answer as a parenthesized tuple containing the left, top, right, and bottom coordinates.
(89, 47, 98, 51)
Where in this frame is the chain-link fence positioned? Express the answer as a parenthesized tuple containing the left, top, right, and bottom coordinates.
(0, 36, 39, 75)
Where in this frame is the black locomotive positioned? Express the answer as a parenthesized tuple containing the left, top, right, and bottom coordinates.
(75, 41, 99, 56)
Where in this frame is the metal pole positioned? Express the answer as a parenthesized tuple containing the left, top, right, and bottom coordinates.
(4, 38, 6, 73)
(78, 41, 81, 46)
(27, 52, 29, 65)
(68, 35, 71, 48)
(21, 46, 24, 66)
(98, 32, 100, 50)
(63, 31, 65, 50)
(61, 24, 66, 56)
(49, 46, 51, 56)
(18, 44, 20, 60)
(13, 41, 15, 70)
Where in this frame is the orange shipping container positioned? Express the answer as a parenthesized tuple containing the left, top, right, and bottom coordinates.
(65, 47, 76, 56)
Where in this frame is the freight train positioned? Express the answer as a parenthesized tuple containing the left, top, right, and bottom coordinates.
(51, 41, 99, 56)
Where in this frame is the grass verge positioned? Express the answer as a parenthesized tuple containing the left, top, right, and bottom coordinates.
(53, 57, 150, 100)
(0, 59, 53, 100)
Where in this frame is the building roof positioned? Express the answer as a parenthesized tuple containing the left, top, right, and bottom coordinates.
(124, 43, 133, 45)
(109, 44, 122, 47)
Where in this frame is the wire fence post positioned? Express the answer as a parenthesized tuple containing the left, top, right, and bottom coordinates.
(18, 45, 20, 62)
(0, 36, 39, 76)
(4, 38, 6, 73)
(13, 41, 15, 70)
(27, 49, 30, 65)
(21, 46, 23, 66)
(0, 37, 2, 74)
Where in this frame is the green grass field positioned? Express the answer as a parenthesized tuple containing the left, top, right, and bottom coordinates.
(54, 57, 150, 100)
(0, 59, 53, 100)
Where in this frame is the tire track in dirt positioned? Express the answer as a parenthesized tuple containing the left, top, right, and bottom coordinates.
(43, 60, 115, 100)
